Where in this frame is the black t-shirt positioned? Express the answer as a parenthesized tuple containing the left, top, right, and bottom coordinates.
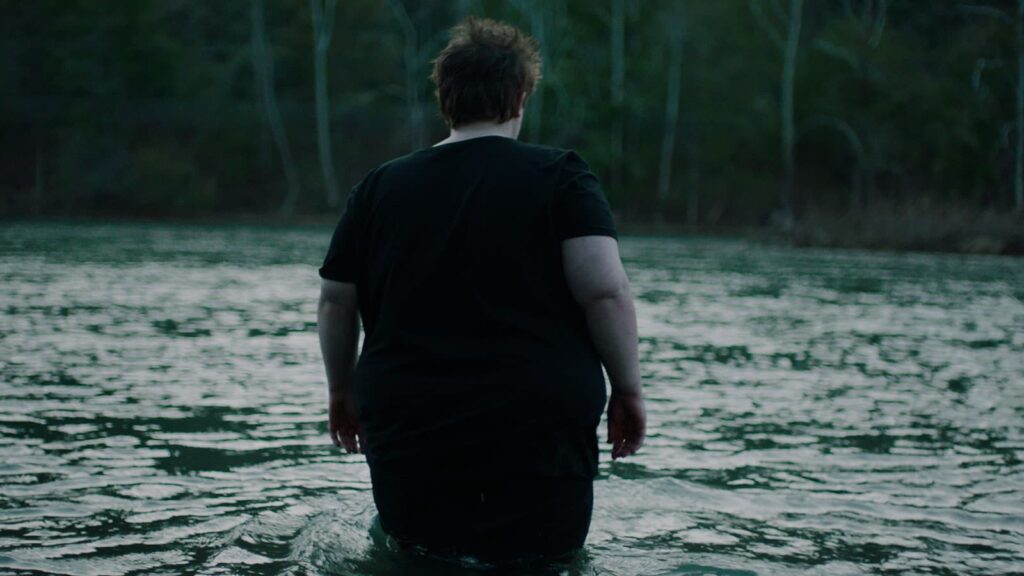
(319, 135, 618, 480)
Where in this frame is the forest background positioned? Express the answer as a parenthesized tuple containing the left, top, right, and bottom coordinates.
(2, 0, 1021, 253)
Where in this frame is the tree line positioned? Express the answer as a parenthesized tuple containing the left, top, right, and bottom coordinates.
(1, 0, 1021, 227)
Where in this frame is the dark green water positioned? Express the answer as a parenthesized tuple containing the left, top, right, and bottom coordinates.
(1, 222, 1022, 575)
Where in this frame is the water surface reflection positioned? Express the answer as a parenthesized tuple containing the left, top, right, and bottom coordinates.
(1, 223, 1021, 574)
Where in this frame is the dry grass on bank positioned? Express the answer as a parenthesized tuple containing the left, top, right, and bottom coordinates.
(788, 203, 1024, 256)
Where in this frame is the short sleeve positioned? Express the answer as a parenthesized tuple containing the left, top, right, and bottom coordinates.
(553, 151, 618, 240)
(318, 186, 366, 283)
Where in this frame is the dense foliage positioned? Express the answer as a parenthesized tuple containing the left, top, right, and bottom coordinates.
(1, 0, 1020, 225)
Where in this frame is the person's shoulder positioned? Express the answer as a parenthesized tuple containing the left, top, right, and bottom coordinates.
(515, 142, 601, 186)
(360, 144, 461, 184)
(509, 140, 573, 161)
(505, 141, 594, 177)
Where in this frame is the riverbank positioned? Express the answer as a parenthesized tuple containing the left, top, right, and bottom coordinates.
(617, 203, 1023, 256)
(784, 206, 1024, 256)
(4, 207, 1022, 256)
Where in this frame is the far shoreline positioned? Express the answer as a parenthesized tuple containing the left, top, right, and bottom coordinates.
(2, 211, 1022, 257)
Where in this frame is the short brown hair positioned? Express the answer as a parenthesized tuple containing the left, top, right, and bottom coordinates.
(430, 17, 542, 128)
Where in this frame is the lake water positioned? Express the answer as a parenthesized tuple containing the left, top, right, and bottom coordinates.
(1, 222, 1022, 575)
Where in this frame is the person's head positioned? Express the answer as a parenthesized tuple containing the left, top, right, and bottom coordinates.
(430, 17, 542, 137)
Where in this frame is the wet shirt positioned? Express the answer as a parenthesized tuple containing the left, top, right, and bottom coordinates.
(319, 135, 617, 480)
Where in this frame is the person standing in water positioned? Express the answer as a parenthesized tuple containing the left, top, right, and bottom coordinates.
(317, 16, 645, 562)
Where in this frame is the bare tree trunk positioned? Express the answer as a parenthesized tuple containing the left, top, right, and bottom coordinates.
(868, 0, 888, 47)
(527, 2, 545, 143)
(311, 0, 341, 208)
(516, 0, 566, 143)
(801, 115, 866, 210)
(389, 0, 424, 149)
(610, 0, 625, 193)
(780, 0, 803, 224)
(33, 129, 44, 216)
(687, 138, 699, 225)
(1017, 0, 1023, 213)
(657, 10, 684, 208)
(251, 0, 300, 215)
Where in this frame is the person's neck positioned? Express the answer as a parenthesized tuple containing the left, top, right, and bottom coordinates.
(435, 121, 518, 147)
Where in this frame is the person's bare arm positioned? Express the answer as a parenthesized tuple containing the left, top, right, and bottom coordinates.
(317, 278, 362, 453)
(562, 235, 646, 459)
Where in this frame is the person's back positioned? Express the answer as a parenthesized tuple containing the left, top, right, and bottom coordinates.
(316, 17, 646, 563)
(325, 135, 614, 481)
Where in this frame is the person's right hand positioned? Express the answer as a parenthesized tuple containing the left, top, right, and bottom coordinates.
(607, 391, 646, 460)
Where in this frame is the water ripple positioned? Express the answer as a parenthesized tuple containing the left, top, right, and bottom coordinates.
(1, 223, 1022, 574)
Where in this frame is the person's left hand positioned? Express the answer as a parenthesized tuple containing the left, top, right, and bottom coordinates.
(607, 391, 646, 460)
(328, 391, 362, 453)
